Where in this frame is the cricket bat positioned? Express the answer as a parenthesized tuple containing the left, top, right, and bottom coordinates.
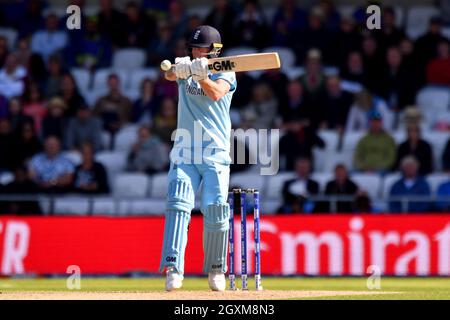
(160, 52, 281, 74)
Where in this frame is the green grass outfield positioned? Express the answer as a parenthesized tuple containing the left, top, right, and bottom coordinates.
(0, 277, 449, 300)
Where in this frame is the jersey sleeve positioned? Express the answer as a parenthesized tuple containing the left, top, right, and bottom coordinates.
(211, 72, 237, 92)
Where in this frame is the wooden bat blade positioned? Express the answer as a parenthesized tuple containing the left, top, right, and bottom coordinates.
(207, 52, 281, 73)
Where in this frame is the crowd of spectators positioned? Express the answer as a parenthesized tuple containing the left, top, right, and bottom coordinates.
(0, 0, 450, 214)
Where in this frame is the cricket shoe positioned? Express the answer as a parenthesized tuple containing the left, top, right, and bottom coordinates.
(208, 272, 226, 291)
(165, 267, 184, 291)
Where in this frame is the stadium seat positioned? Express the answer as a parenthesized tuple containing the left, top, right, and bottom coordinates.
(70, 68, 91, 93)
(337, 5, 355, 20)
(229, 172, 266, 194)
(313, 130, 339, 171)
(150, 172, 168, 199)
(406, 6, 440, 39)
(311, 172, 333, 193)
(261, 200, 280, 214)
(416, 86, 450, 129)
(114, 126, 138, 152)
(342, 131, 365, 152)
(381, 172, 402, 200)
(113, 173, 150, 198)
(92, 68, 129, 93)
(126, 199, 166, 215)
(265, 171, 296, 200)
(426, 173, 450, 193)
(63, 150, 82, 166)
(422, 131, 449, 170)
(0, 28, 18, 50)
(91, 197, 127, 216)
(262, 46, 296, 71)
(95, 151, 127, 173)
(322, 150, 355, 172)
(54, 197, 89, 215)
(112, 48, 147, 70)
(285, 67, 305, 80)
(351, 173, 382, 200)
(0, 171, 13, 185)
(129, 68, 159, 91)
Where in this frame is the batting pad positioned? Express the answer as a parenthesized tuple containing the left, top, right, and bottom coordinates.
(203, 203, 230, 274)
(159, 209, 190, 274)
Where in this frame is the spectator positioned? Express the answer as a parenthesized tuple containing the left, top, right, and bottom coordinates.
(204, 0, 238, 47)
(66, 104, 103, 151)
(296, 7, 332, 63)
(271, 0, 307, 47)
(346, 89, 394, 132)
(30, 13, 68, 63)
(0, 36, 8, 68)
(152, 97, 177, 146)
(29, 136, 74, 193)
(298, 49, 327, 127)
(258, 68, 289, 108)
(166, 0, 188, 42)
(70, 15, 112, 70)
(132, 78, 159, 123)
(329, 17, 362, 67)
(15, 38, 32, 69)
(395, 124, 433, 175)
(230, 136, 251, 174)
(240, 83, 278, 130)
(389, 156, 431, 213)
(319, 0, 341, 30)
(127, 125, 169, 174)
(323, 75, 354, 130)
(0, 118, 13, 171)
(340, 51, 367, 88)
(320, 164, 359, 213)
(147, 20, 175, 65)
(22, 81, 47, 133)
(72, 142, 110, 194)
(436, 178, 450, 212)
(373, 6, 405, 51)
(278, 157, 320, 213)
(426, 40, 450, 86)
(229, 72, 255, 110)
(378, 46, 420, 113)
(354, 110, 396, 173)
(235, 0, 269, 49)
(0, 94, 7, 118)
(442, 137, 450, 172)
(17, 0, 45, 38)
(58, 73, 86, 117)
(2, 165, 41, 215)
(11, 120, 42, 167)
(94, 73, 132, 136)
(415, 16, 448, 75)
(45, 55, 64, 98)
(360, 35, 384, 94)
(97, 0, 126, 48)
(279, 120, 325, 171)
(0, 53, 27, 98)
(7, 97, 32, 133)
(279, 79, 310, 122)
(122, 1, 154, 48)
(41, 97, 68, 141)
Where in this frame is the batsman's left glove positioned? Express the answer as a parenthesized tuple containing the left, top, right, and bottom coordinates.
(174, 56, 192, 79)
(191, 58, 209, 82)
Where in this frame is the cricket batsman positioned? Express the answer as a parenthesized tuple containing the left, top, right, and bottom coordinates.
(159, 25, 237, 291)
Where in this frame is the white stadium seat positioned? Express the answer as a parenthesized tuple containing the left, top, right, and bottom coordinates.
(62, 150, 82, 166)
(426, 173, 450, 194)
(95, 151, 127, 173)
(351, 173, 382, 200)
(265, 171, 296, 200)
(114, 127, 138, 152)
(129, 68, 159, 91)
(112, 48, 147, 70)
(416, 86, 450, 129)
(91, 197, 128, 216)
(381, 172, 402, 200)
(70, 68, 91, 93)
(311, 172, 333, 193)
(54, 197, 89, 215)
(150, 172, 168, 199)
(422, 131, 449, 170)
(0, 28, 18, 50)
(113, 173, 150, 198)
(0, 171, 14, 185)
(126, 199, 166, 215)
(406, 6, 440, 40)
(92, 68, 129, 93)
(229, 172, 265, 194)
(322, 150, 354, 172)
(285, 66, 305, 80)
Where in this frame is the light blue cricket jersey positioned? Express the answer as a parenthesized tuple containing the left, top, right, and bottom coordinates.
(171, 72, 237, 165)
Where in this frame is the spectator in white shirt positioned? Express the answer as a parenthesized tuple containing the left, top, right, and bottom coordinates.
(31, 13, 68, 63)
(0, 53, 27, 98)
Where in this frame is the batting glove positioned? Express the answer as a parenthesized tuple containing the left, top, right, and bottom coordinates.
(191, 58, 209, 82)
(174, 56, 192, 79)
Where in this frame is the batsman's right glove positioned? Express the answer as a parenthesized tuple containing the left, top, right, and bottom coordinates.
(174, 56, 192, 79)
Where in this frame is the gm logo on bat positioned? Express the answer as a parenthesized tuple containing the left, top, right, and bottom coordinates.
(209, 60, 236, 71)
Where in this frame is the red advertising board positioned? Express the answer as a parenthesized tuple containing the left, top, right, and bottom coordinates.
(0, 215, 449, 276)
